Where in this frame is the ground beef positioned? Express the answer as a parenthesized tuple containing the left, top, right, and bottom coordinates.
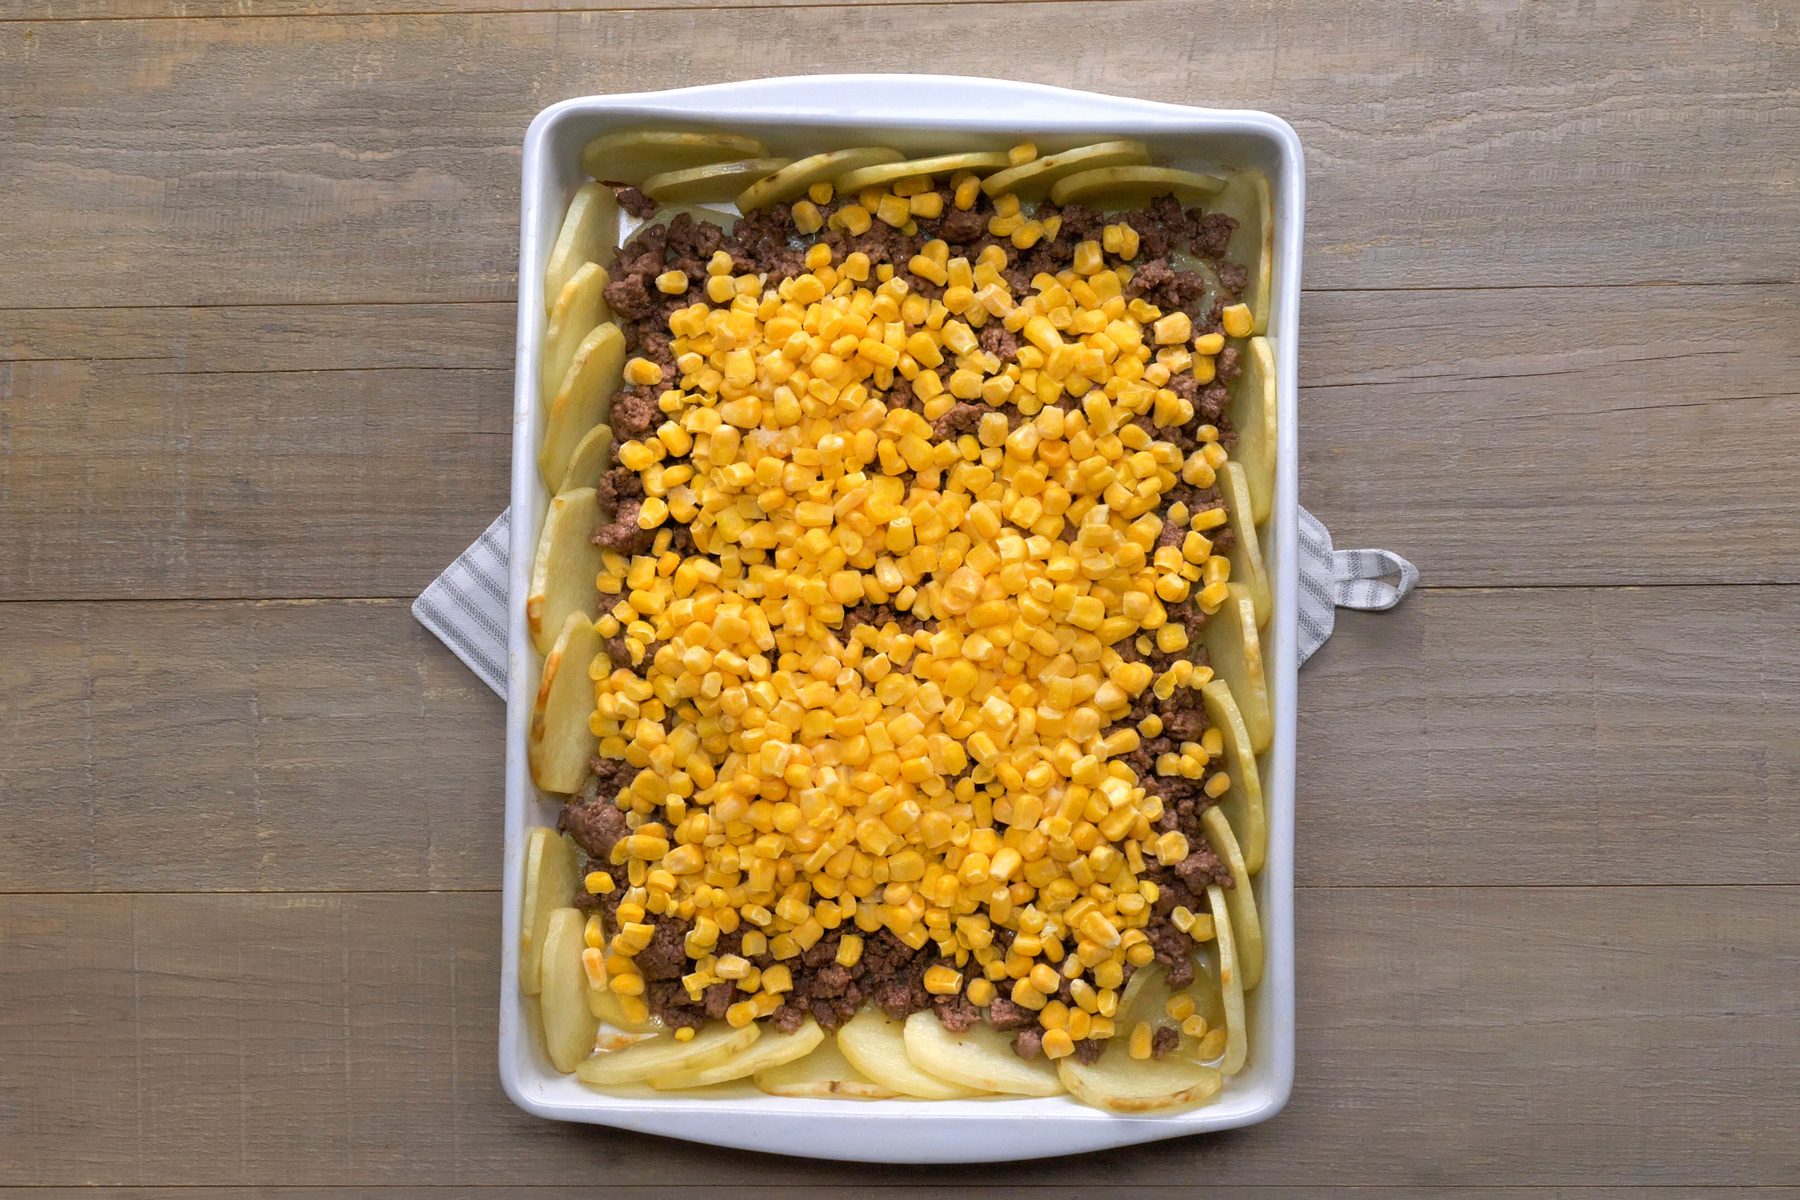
(603, 272, 655, 321)
(1216, 343, 1242, 384)
(1151, 1025, 1181, 1059)
(1193, 212, 1236, 259)
(609, 388, 659, 441)
(937, 206, 986, 244)
(884, 373, 922, 412)
(590, 499, 654, 553)
(933, 402, 985, 441)
(613, 186, 657, 219)
(844, 601, 924, 636)
(1013, 1025, 1045, 1060)
(635, 920, 688, 981)
(558, 764, 632, 861)
(1072, 1038, 1106, 1065)
(933, 995, 981, 1033)
(987, 995, 1034, 1031)
(979, 322, 1021, 361)
(1217, 261, 1249, 296)
(596, 464, 643, 511)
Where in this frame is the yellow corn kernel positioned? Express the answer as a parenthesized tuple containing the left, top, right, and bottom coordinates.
(967, 976, 997, 1007)
(791, 199, 824, 234)
(1008, 142, 1037, 165)
(1220, 303, 1253, 337)
(585, 870, 615, 895)
(655, 270, 689, 295)
(910, 191, 945, 219)
(674, 1026, 697, 1042)
(1152, 311, 1192, 345)
(924, 965, 963, 995)
(1042, 1029, 1076, 1059)
(624, 357, 664, 387)
(954, 175, 982, 210)
(876, 194, 912, 227)
(1129, 1020, 1154, 1060)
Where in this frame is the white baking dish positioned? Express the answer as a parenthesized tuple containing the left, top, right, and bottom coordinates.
(503, 75, 1302, 1162)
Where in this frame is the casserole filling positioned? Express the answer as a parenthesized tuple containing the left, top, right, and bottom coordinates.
(561, 172, 1255, 1066)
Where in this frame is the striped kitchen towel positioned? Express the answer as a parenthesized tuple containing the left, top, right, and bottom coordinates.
(415, 508, 1415, 698)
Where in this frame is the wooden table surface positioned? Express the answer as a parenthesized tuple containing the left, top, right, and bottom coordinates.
(3, 2, 1797, 1195)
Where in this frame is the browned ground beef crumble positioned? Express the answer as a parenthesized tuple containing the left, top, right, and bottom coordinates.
(567, 183, 1249, 1063)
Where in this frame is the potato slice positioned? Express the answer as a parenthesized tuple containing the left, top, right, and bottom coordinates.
(581, 130, 769, 185)
(1049, 165, 1227, 209)
(642, 157, 794, 205)
(837, 1007, 983, 1099)
(1199, 679, 1267, 875)
(647, 1019, 825, 1090)
(577, 1020, 761, 1087)
(736, 147, 904, 211)
(528, 611, 601, 794)
(979, 139, 1151, 202)
(527, 488, 606, 657)
(519, 827, 579, 996)
(1227, 337, 1277, 526)
(538, 322, 625, 489)
(540, 907, 601, 1072)
(1219, 460, 1271, 628)
(557, 422, 613, 493)
(1205, 885, 1248, 1076)
(541, 262, 612, 407)
(543, 182, 619, 315)
(1058, 1050, 1223, 1114)
(902, 1011, 1064, 1097)
(1200, 806, 1264, 992)
(833, 151, 1012, 195)
(1213, 168, 1273, 334)
(753, 1035, 900, 1099)
(1204, 583, 1271, 756)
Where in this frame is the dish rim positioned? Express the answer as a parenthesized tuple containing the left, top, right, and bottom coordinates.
(502, 74, 1304, 1163)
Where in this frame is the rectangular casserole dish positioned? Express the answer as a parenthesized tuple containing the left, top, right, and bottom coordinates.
(503, 74, 1303, 1163)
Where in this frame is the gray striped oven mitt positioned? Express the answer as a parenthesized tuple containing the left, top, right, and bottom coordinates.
(415, 508, 1416, 697)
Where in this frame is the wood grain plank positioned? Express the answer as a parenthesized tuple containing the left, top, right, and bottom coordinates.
(4, 587, 1796, 892)
(3, 0, 1016, 15)
(0, 304, 512, 601)
(1, 888, 1792, 1187)
(0, 600, 502, 893)
(1301, 283, 1800, 587)
(1, 2, 1795, 308)
(5, 285, 1797, 599)
(4, 1192, 1794, 1199)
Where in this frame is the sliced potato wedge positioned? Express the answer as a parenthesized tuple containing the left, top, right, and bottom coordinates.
(544, 182, 619, 315)
(539, 322, 625, 489)
(1213, 168, 1273, 334)
(753, 1035, 900, 1099)
(557, 422, 613, 493)
(540, 907, 600, 1072)
(837, 1007, 983, 1099)
(1199, 679, 1267, 875)
(542, 262, 612, 407)
(1059, 1050, 1223, 1113)
(736, 147, 904, 211)
(1227, 336, 1277, 526)
(1219, 460, 1271, 628)
(642, 156, 794, 205)
(647, 1019, 824, 1089)
(1204, 583, 1271, 756)
(1049, 164, 1226, 209)
(1200, 806, 1264, 992)
(528, 611, 601, 794)
(527, 488, 606, 657)
(520, 827, 579, 996)
(902, 1011, 1064, 1097)
(577, 1020, 761, 1087)
(581, 130, 769, 186)
(1206, 885, 1248, 1076)
(834, 150, 1012, 195)
(979, 139, 1151, 201)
